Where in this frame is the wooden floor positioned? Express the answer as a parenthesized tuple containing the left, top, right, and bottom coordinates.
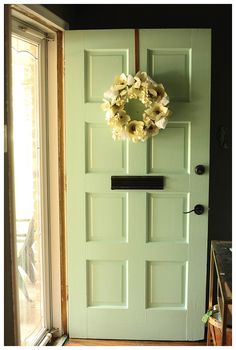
(65, 339, 207, 346)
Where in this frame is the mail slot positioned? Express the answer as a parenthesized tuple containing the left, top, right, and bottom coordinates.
(111, 176, 164, 190)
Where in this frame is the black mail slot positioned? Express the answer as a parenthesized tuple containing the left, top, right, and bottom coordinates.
(111, 176, 164, 190)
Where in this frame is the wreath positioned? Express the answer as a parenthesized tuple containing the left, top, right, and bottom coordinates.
(101, 71, 171, 143)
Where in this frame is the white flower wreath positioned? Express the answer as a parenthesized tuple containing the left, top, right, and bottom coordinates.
(101, 71, 171, 143)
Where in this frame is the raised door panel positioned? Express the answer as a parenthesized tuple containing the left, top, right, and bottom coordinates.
(86, 193, 128, 242)
(147, 48, 192, 101)
(87, 260, 128, 308)
(147, 193, 189, 243)
(146, 261, 187, 308)
(85, 123, 127, 173)
(84, 49, 129, 103)
(148, 122, 191, 174)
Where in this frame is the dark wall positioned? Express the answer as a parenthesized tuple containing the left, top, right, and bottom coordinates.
(44, 3, 232, 302)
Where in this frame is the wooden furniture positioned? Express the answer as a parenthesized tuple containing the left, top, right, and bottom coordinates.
(207, 241, 232, 346)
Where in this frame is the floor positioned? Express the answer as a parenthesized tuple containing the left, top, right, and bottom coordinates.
(65, 339, 207, 346)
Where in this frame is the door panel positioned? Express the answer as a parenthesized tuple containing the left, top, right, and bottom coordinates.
(65, 29, 211, 340)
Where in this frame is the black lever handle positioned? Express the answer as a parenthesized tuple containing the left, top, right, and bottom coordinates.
(183, 204, 205, 215)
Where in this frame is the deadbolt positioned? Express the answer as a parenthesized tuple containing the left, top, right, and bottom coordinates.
(195, 165, 205, 175)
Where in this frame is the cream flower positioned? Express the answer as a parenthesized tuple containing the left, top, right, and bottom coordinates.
(155, 117, 168, 129)
(127, 74, 135, 86)
(127, 86, 140, 99)
(155, 84, 167, 102)
(148, 87, 158, 97)
(133, 77, 141, 89)
(113, 73, 128, 90)
(135, 71, 148, 82)
(144, 102, 169, 122)
(144, 119, 160, 137)
(139, 89, 150, 106)
(161, 95, 170, 106)
(101, 99, 111, 112)
(126, 120, 147, 143)
(108, 110, 130, 129)
(105, 104, 121, 120)
(132, 71, 148, 90)
(119, 89, 127, 97)
(103, 88, 119, 103)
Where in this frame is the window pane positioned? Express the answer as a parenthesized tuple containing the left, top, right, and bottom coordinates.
(12, 35, 46, 346)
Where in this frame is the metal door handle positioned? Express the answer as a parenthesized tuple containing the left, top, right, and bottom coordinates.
(183, 204, 205, 215)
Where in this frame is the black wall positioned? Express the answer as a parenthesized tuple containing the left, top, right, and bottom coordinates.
(44, 3, 232, 301)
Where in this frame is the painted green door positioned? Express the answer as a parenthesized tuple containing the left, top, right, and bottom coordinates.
(65, 29, 211, 340)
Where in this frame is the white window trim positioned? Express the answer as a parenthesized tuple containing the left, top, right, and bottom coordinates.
(11, 4, 69, 33)
(12, 19, 52, 345)
(47, 29, 63, 337)
(11, 5, 68, 345)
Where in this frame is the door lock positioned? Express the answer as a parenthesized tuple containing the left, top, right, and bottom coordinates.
(183, 204, 205, 215)
(195, 165, 205, 175)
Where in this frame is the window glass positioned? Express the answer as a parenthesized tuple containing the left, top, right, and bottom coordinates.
(12, 34, 46, 346)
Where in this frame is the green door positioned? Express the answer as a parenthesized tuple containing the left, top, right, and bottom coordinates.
(65, 29, 211, 340)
